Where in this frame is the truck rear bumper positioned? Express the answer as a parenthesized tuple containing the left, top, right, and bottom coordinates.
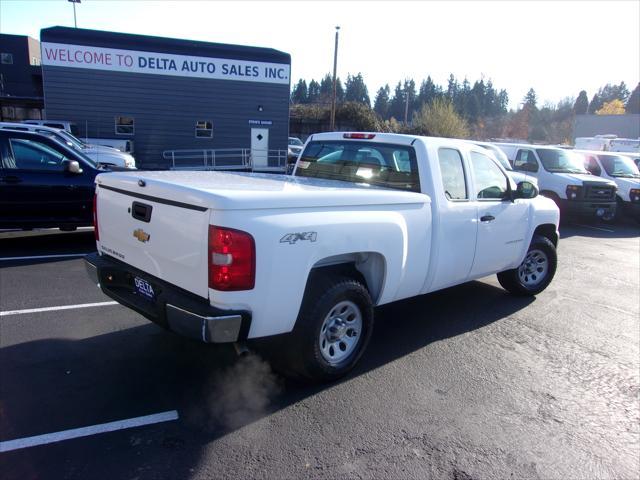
(84, 252, 251, 343)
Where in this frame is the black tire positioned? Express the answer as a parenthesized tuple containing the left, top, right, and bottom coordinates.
(265, 272, 374, 383)
(497, 235, 557, 296)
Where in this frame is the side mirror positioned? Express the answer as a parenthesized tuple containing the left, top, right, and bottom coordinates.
(62, 159, 83, 174)
(515, 181, 538, 199)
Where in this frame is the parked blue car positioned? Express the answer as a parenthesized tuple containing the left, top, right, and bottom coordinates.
(0, 129, 121, 230)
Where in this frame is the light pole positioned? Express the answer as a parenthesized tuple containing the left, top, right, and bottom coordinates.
(68, 0, 81, 28)
(330, 26, 340, 131)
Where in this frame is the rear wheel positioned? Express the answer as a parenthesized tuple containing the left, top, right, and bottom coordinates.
(497, 235, 557, 296)
(266, 272, 374, 383)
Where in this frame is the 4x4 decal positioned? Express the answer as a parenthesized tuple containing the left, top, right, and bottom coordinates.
(280, 232, 317, 244)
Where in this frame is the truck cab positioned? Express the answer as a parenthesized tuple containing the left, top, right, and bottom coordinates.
(494, 143, 617, 221)
(577, 150, 640, 220)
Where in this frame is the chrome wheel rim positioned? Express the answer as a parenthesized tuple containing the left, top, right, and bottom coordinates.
(319, 300, 362, 365)
(518, 249, 549, 287)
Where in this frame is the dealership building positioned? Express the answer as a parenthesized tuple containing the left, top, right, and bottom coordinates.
(40, 27, 291, 169)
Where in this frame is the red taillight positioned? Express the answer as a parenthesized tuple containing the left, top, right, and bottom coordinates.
(93, 193, 99, 241)
(208, 226, 255, 291)
(343, 133, 376, 139)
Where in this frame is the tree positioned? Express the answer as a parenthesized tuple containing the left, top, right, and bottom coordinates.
(291, 79, 308, 104)
(597, 82, 630, 104)
(388, 81, 406, 121)
(319, 74, 333, 104)
(626, 82, 640, 114)
(523, 88, 537, 109)
(344, 73, 370, 106)
(573, 90, 589, 114)
(336, 102, 380, 131)
(588, 93, 603, 114)
(418, 76, 441, 109)
(412, 98, 469, 138)
(373, 84, 391, 119)
(596, 99, 626, 115)
(307, 79, 321, 104)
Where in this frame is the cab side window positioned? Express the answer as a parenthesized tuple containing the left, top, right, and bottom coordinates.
(470, 151, 509, 200)
(514, 149, 539, 172)
(584, 155, 602, 176)
(438, 148, 468, 200)
(7, 138, 70, 171)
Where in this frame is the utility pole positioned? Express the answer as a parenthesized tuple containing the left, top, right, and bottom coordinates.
(330, 26, 340, 131)
(68, 0, 81, 28)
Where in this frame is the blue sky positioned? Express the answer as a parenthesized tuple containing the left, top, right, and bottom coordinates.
(2, 0, 639, 108)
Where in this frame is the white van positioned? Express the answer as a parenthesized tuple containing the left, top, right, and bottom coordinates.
(577, 150, 640, 221)
(22, 119, 80, 136)
(3, 122, 136, 169)
(494, 143, 617, 221)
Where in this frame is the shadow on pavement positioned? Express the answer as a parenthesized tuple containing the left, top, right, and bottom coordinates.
(0, 230, 96, 267)
(559, 219, 639, 240)
(0, 281, 533, 479)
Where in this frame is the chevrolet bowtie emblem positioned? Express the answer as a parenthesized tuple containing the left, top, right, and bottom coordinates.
(133, 228, 150, 243)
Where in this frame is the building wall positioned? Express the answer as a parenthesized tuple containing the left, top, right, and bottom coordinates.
(0, 34, 43, 98)
(43, 67, 289, 168)
(40, 27, 290, 168)
(574, 114, 640, 140)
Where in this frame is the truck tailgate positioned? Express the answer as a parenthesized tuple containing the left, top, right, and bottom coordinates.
(95, 177, 210, 299)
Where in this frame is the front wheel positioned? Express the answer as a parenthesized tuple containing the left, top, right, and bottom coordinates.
(497, 235, 557, 296)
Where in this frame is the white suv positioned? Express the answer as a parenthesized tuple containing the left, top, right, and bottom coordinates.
(1, 122, 136, 169)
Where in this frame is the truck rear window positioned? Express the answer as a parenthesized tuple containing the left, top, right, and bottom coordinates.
(294, 140, 420, 192)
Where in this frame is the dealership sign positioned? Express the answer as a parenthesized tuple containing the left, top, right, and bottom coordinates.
(41, 42, 290, 85)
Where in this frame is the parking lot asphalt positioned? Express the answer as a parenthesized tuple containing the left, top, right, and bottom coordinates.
(0, 222, 638, 480)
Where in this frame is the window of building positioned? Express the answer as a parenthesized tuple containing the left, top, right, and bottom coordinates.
(470, 151, 509, 200)
(115, 116, 134, 135)
(438, 148, 468, 200)
(1, 53, 13, 64)
(195, 120, 213, 138)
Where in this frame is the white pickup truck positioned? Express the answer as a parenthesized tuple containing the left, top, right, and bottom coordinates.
(85, 133, 560, 382)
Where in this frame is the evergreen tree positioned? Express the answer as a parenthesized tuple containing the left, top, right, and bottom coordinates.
(523, 88, 537, 109)
(335, 78, 345, 104)
(307, 79, 321, 104)
(573, 90, 589, 114)
(626, 82, 640, 114)
(446, 74, 459, 101)
(373, 84, 391, 119)
(403, 78, 417, 122)
(418, 76, 440, 108)
(588, 93, 603, 114)
(598, 82, 630, 104)
(344, 73, 371, 106)
(319, 74, 333, 103)
(388, 81, 406, 120)
(497, 89, 509, 113)
(291, 79, 308, 104)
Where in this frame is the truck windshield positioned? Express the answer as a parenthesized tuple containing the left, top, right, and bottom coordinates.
(295, 140, 421, 192)
(536, 149, 588, 174)
(597, 154, 640, 178)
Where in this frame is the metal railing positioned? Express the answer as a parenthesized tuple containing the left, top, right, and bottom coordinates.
(162, 148, 288, 172)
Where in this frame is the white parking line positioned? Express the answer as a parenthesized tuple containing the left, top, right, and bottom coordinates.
(573, 224, 615, 233)
(0, 301, 118, 317)
(0, 410, 179, 453)
(0, 253, 89, 261)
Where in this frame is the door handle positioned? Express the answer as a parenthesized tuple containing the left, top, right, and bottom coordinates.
(1, 175, 21, 184)
(480, 215, 495, 222)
